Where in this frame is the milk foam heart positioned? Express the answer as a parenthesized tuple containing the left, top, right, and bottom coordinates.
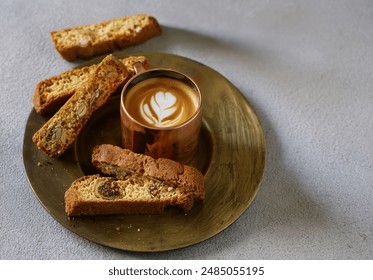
(154, 91, 176, 110)
(142, 91, 183, 127)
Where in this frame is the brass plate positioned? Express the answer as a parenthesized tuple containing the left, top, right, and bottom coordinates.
(23, 52, 266, 252)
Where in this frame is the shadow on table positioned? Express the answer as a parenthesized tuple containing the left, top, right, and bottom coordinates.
(117, 25, 260, 72)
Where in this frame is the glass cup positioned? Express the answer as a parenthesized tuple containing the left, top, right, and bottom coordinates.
(120, 62, 202, 164)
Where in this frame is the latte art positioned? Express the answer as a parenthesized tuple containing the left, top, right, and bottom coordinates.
(142, 91, 184, 127)
(125, 77, 199, 128)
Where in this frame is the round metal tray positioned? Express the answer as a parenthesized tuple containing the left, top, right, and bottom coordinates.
(23, 52, 266, 252)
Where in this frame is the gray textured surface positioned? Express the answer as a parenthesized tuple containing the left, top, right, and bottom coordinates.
(1, 0, 372, 259)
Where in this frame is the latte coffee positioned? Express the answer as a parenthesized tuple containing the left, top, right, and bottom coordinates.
(124, 77, 200, 128)
(120, 65, 202, 164)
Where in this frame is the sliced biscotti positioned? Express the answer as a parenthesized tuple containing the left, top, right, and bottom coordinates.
(33, 56, 150, 115)
(32, 55, 128, 157)
(51, 14, 161, 61)
(64, 174, 194, 216)
(92, 144, 205, 204)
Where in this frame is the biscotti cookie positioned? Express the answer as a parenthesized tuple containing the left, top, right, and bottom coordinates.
(33, 56, 150, 115)
(51, 14, 161, 61)
(32, 55, 128, 157)
(64, 174, 194, 216)
(92, 144, 205, 203)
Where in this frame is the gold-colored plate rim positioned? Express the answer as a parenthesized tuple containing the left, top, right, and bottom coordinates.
(23, 51, 266, 252)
